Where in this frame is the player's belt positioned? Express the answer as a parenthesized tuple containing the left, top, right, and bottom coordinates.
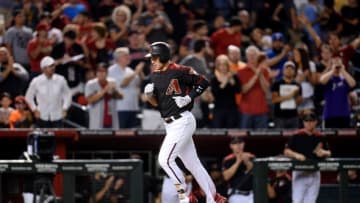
(163, 114, 182, 124)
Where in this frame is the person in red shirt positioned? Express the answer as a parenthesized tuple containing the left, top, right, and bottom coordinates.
(26, 23, 53, 77)
(237, 46, 271, 129)
(210, 16, 242, 57)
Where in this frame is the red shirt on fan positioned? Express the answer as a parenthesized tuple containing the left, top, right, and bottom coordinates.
(210, 28, 241, 56)
(237, 65, 270, 115)
(27, 38, 53, 74)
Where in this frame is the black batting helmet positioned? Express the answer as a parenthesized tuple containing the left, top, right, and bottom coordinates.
(145, 41, 171, 63)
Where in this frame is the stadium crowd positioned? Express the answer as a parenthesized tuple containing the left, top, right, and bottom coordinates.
(0, 0, 359, 130)
(0, 1, 360, 203)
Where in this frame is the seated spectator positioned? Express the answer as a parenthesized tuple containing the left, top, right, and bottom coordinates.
(319, 57, 356, 128)
(9, 95, 33, 128)
(337, 169, 360, 185)
(267, 170, 291, 203)
(85, 64, 123, 129)
(89, 172, 126, 203)
(271, 61, 302, 129)
(210, 54, 240, 128)
(0, 92, 13, 128)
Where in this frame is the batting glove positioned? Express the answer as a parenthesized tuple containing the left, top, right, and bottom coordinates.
(172, 95, 192, 108)
(144, 83, 154, 95)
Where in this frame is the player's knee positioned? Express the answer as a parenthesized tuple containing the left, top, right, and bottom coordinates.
(158, 156, 174, 169)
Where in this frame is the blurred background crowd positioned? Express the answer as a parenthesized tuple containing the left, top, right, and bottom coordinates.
(0, 0, 359, 130)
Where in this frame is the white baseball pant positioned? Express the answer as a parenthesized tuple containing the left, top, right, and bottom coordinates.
(158, 111, 216, 203)
(292, 171, 321, 203)
(228, 192, 253, 203)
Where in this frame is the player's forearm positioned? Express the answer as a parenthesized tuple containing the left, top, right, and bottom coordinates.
(145, 95, 158, 107)
(222, 161, 241, 181)
(319, 70, 334, 85)
(242, 75, 258, 93)
(189, 77, 209, 99)
(284, 148, 302, 159)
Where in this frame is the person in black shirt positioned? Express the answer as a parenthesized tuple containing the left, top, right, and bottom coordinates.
(210, 54, 240, 128)
(284, 112, 331, 203)
(51, 30, 88, 96)
(271, 61, 302, 129)
(143, 41, 226, 203)
(222, 137, 254, 203)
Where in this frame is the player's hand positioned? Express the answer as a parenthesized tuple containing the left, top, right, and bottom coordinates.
(172, 95, 192, 108)
(144, 83, 154, 95)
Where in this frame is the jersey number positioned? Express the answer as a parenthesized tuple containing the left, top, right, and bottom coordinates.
(166, 79, 182, 95)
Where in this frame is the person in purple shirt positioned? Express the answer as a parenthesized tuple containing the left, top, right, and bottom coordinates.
(319, 57, 356, 128)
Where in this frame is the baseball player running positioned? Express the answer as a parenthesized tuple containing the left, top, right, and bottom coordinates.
(284, 112, 331, 203)
(144, 41, 227, 203)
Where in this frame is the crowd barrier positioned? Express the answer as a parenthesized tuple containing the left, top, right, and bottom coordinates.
(0, 159, 143, 203)
(253, 157, 360, 203)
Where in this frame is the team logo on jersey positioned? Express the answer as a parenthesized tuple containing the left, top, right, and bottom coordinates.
(166, 79, 182, 95)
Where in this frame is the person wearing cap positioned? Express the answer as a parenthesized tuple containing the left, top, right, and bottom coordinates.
(271, 61, 302, 129)
(85, 63, 123, 129)
(266, 32, 291, 81)
(25, 56, 72, 128)
(222, 137, 255, 203)
(284, 112, 331, 203)
(27, 22, 53, 77)
(210, 16, 242, 56)
(0, 46, 29, 97)
(9, 95, 33, 128)
(4, 9, 32, 71)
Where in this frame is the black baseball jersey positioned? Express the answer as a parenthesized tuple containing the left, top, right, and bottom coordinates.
(286, 129, 329, 160)
(222, 154, 253, 191)
(149, 63, 209, 118)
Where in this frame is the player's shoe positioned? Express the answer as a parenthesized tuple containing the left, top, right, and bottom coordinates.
(214, 193, 227, 203)
(179, 196, 189, 203)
